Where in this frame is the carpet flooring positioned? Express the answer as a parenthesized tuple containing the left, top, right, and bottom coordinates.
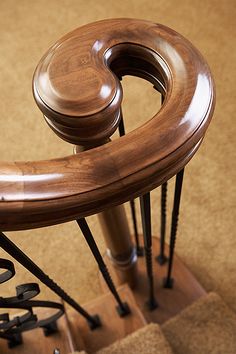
(97, 323, 173, 354)
(162, 292, 236, 354)
(0, 0, 235, 320)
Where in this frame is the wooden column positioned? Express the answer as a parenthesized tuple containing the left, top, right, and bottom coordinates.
(74, 146, 137, 288)
(98, 205, 137, 287)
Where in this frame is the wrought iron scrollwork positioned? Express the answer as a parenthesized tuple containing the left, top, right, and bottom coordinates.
(0, 231, 101, 331)
(0, 258, 64, 348)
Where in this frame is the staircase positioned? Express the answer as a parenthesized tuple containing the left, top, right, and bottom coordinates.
(70, 291, 236, 354)
(1, 286, 235, 353)
(0, 18, 218, 354)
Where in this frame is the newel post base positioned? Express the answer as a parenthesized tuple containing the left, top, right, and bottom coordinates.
(98, 205, 138, 288)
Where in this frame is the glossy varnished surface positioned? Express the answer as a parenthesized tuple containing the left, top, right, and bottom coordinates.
(0, 19, 215, 230)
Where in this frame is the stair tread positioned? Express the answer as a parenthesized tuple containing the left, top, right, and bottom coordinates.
(95, 323, 173, 354)
(67, 284, 147, 353)
(162, 292, 236, 354)
(101, 236, 206, 324)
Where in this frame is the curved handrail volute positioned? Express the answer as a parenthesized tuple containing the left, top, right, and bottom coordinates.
(0, 19, 215, 231)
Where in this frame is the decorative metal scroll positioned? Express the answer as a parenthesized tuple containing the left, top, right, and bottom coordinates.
(0, 232, 100, 331)
(0, 257, 64, 348)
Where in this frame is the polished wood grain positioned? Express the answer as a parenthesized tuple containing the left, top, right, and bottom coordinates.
(98, 204, 138, 288)
(100, 236, 206, 324)
(0, 19, 215, 231)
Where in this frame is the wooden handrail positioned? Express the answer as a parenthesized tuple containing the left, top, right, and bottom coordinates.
(0, 19, 215, 231)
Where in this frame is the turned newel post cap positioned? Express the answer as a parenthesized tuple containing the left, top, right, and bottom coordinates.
(33, 34, 123, 146)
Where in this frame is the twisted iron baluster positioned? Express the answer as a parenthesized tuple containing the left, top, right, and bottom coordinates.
(155, 93, 168, 265)
(156, 181, 168, 265)
(119, 108, 143, 256)
(140, 193, 158, 310)
(163, 168, 185, 288)
(76, 218, 130, 317)
(130, 199, 144, 256)
(0, 232, 101, 329)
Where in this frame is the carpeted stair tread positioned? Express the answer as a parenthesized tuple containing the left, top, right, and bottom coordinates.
(95, 323, 173, 354)
(162, 292, 236, 354)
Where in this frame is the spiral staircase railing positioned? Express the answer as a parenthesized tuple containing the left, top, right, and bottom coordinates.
(0, 18, 215, 353)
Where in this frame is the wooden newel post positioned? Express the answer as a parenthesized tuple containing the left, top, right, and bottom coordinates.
(33, 52, 138, 287)
(74, 133, 137, 287)
(74, 143, 137, 288)
(97, 205, 137, 287)
(75, 142, 137, 287)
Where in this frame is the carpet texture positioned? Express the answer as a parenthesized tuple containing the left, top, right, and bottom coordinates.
(96, 323, 173, 354)
(0, 0, 235, 321)
(162, 292, 236, 354)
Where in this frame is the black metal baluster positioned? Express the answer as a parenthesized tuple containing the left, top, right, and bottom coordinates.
(163, 168, 185, 288)
(76, 218, 130, 317)
(119, 108, 143, 256)
(156, 181, 168, 265)
(140, 193, 158, 310)
(0, 232, 101, 329)
(118, 108, 125, 137)
(130, 199, 143, 256)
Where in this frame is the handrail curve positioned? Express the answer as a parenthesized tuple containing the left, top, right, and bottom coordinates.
(0, 19, 215, 231)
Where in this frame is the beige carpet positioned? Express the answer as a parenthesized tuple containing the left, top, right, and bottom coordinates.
(96, 323, 173, 354)
(0, 0, 235, 319)
(162, 292, 236, 354)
